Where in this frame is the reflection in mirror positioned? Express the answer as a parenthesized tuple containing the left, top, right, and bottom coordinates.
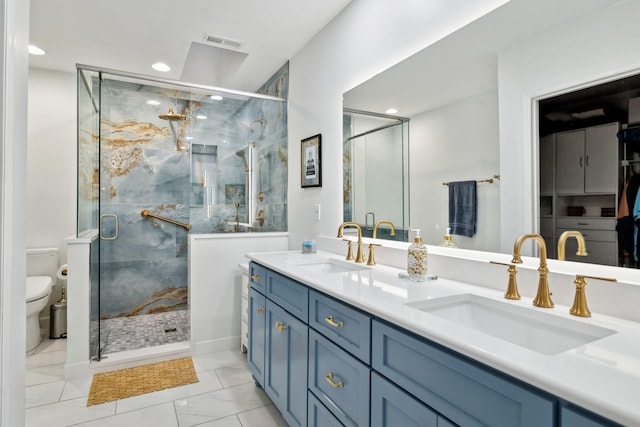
(538, 72, 640, 267)
(343, 109, 409, 241)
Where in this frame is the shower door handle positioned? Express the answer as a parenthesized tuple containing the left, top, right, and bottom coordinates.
(99, 214, 119, 240)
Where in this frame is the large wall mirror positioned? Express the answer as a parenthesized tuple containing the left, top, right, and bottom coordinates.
(342, 0, 640, 270)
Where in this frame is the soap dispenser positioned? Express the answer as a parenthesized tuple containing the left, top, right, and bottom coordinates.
(439, 227, 457, 248)
(407, 230, 427, 281)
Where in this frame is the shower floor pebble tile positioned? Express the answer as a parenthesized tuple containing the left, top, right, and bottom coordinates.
(94, 310, 190, 355)
(25, 338, 288, 427)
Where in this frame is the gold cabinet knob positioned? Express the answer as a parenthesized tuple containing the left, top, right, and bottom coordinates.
(275, 321, 287, 333)
(256, 307, 264, 314)
(324, 372, 343, 388)
(251, 274, 261, 282)
(324, 315, 344, 328)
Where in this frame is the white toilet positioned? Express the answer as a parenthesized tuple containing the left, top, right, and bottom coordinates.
(26, 248, 59, 352)
(26, 276, 53, 352)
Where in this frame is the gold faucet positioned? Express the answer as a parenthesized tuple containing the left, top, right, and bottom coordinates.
(373, 221, 396, 239)
(337, 222, 365, 263)
(511, 233, 553, 308)
(557, 230, 588, 261)
(367, 221, 396, 265)
(489, 261, 521, 300)
(569, 274, 617, 317)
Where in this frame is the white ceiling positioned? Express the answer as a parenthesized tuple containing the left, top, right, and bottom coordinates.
(29, 0, 352, 92)
(343, 0, 621, 118)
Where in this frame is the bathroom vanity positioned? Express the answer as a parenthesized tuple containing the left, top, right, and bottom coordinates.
(246, 247, 638, 427)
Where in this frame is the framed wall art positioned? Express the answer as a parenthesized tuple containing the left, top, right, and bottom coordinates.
(301, 134, 321, 188)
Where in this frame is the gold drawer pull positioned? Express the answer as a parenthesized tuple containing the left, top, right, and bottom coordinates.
(275, 321, 287, 333)
(256, 307, 264, 314)
(324, 372, 343, 388)
(325, 316, 344, 328)
(251, 274, 261, 282)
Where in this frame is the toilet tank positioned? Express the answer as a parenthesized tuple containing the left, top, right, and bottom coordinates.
(26, 247, 59, 278)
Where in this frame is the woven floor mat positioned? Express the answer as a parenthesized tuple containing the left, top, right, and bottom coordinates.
(86, 357, 198, 406)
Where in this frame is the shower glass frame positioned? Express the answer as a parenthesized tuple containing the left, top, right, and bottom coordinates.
(77, 64, 287, 359)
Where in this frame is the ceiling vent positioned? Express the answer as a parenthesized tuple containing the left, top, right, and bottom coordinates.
(202, 33, 243, 50)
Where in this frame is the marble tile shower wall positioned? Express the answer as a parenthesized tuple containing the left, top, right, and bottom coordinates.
(90, 70, 288, 322)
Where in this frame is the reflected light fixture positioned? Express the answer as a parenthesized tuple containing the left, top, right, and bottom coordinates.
(146, 100, 161, 106)
(28, 44, 45, 55)
(152, 62, 171, 72)
(385, 108, 398, 114)
(210, 95, 223, 101)
(196, 114, 207, 120)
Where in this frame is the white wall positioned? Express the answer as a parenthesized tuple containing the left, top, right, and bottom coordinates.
(410, 90, 500, 250)
(1, 0, 29, 423)
(287, 0, 510, 248)
(27, 68, 77, 264)
(498, 0, 640, 252)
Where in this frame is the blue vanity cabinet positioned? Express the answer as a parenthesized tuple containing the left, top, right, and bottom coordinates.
(308, 391, 344, 427)
(309, 290, 371, 364)
(371, 372, 439, 427)
(371, 320, 556, 427)
(247, 287, 266, 384)
(308, 329, 370, 427)
(265, 299, 308, 427)
(560, 404, 622, 427)
(249, 262, 267, 293)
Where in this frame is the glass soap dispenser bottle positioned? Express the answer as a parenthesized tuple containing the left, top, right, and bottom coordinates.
(407, 231, 427, 281)
(439, 227, 457, 248)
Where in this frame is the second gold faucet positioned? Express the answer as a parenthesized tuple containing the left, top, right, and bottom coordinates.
(511, 233, 553, 308)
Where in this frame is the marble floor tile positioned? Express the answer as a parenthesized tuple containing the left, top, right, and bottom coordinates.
(25, 397, 116, 427)
(24, 339, 289, 427)
(214, 361, 253, 388)
(115, 370, 223, 414)
(192, 350, 245, 372)
(71, 402, 179, 427)
(25, 363, 65, 386)
(25, 380, 65, 408)
(173, 382, 272, 426)
(196, 414, 243, 427)
(26, 349, 67, 369)
(236, 404, 289, 427)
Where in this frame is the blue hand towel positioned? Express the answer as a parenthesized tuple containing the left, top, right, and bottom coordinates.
(449, 180, 477, 237)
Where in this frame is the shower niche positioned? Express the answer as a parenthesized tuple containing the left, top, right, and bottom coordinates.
(77, 65, 288, 358)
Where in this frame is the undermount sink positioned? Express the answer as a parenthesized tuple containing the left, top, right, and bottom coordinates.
(406, 294, 616, 355)
(292, 258, 370, 274)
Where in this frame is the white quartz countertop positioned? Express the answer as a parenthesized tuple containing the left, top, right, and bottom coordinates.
(247, 249, 640, 426)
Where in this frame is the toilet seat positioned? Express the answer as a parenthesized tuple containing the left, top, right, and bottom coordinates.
(27, 276, 53, 303)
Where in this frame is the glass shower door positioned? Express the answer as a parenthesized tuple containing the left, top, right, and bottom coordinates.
(96, 76, 191, 356)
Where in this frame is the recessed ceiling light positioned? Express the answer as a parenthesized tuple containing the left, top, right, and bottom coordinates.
(146, 100, 161, 106)
(196, 115, 207, 120)
(28, 44, 45, 55)
(152, 62, 171, 72)
(385, 108, 398, 114)
(210, 95, 223, 101)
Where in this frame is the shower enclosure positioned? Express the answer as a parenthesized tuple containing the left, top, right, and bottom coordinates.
(77, 65, 288, 359)
(343, 109, 409, 240)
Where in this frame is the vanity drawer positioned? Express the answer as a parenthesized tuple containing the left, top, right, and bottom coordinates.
(266, 269, 309, 322)
(308, 391, 344, 427)
(309, 290, 371, 364)
(556, 217, 616, 231)
(371, 320, 555, 427)
(371, 372, 438, 427)
(249, 262, 267, 293)
(309, 329, 370, 427)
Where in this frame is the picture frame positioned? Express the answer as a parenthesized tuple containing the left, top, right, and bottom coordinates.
(301, 134, 322, 188)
